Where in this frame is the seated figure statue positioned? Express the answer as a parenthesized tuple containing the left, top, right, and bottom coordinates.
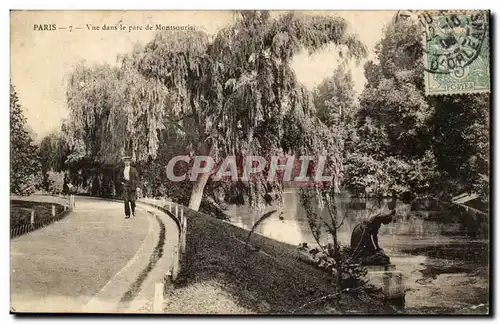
(350, 209, 395, 266)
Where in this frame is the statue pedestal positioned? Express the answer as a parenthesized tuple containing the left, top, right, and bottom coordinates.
(364, 265, 405, 310)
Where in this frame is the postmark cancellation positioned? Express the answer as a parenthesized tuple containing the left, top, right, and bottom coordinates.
(420, 10, 490, 96)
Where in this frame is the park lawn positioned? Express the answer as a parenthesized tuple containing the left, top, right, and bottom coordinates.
(10, 200, 66, 228)
(165, 207, 380, 314)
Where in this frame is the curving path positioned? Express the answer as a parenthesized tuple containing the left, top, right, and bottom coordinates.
(10, 196, 178, 313)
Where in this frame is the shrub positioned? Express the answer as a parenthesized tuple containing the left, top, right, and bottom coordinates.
(298, 243, 368, 290)
(46, 171, 65, 194)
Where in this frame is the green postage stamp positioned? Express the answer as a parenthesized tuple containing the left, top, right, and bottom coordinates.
(419, 10, 490, 96)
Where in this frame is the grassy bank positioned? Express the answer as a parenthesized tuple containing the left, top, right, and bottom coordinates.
(164, 208, 382, 314)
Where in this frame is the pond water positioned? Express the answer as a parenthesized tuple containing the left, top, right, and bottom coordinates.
(226, 191, 489, 314)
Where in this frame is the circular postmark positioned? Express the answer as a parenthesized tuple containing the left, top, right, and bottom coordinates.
(396, 10, 488, 75)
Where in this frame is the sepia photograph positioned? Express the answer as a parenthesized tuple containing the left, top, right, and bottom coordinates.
(9, 9, 491, 315)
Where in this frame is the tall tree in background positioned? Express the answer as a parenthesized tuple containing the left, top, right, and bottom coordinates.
(39, 131, 70, 190)
(313, 65, 359, 182)
(429, 93, 489, 202)
(10, 84, 42, 195)
(132, 11, 366, 210)
(65, 57, 171, 196)
(314, 65, 357, 128)
(344, 16, 489, 202)
(65, 63, 121, 165)
(64, 64, 119, 195)
(345, 17, 437, 198)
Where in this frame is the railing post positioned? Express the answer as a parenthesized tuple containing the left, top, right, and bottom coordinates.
(168, 202, 172, 213)
(179, 228, 183, 254)
(51, 205, 56, 217)
(181, 216, 187, 254)
(172, 245, 179, 280)
(175, 204, 179, 218)
(30, 210, 35, 228)
(153, 282, 164, 313)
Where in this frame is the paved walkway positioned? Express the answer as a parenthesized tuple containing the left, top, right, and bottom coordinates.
(10, 196, 178, 313)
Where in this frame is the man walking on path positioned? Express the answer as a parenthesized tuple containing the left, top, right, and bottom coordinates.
(119, 156, 139, 219)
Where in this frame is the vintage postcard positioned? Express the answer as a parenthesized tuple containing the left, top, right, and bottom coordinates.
(10, 10, 490, 315)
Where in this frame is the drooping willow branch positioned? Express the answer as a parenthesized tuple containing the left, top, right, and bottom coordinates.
(245, 209, 278, 248)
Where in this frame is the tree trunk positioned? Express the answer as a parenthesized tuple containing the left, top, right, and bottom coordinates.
(188, 170, 211, 211)
(328, 193, 342, 292)
(333, 226, 342, 292)
(187, 142, 215, 211)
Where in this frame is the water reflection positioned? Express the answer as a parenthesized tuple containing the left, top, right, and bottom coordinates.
(227, 190, 487, 247)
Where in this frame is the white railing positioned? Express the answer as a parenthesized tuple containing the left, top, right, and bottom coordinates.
(139, 198, 187, 313)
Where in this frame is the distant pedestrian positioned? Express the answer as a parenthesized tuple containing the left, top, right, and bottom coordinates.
(63, 173, 70, 195)
(119, 156, 139, 219)
(63, 172, 74, 195)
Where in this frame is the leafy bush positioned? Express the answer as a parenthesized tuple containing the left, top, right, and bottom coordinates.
(46, 171, 65, 194)
(14, 172, 42, 196)
(344, 150, 437, 198)
(298, 243, 368, 290)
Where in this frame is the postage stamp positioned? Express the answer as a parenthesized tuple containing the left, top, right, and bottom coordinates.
(418, 10, 490, 96)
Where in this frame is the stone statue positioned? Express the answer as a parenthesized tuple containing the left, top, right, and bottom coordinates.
(350, 209, 395, 265)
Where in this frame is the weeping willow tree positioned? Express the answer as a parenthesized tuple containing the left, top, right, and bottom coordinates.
(64, 44, 172, 194)
(128, 10, 367, 211)
(64, 11, 366, 210)
(65, 52, 171, 165)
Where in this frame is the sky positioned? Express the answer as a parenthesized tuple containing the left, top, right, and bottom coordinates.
(10, 10, 395, 139)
